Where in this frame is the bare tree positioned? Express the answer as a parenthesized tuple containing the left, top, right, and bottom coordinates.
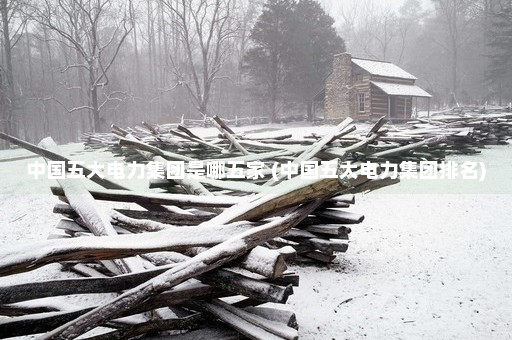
(31, 0, 132, 132)
(1, 0, 27, 137)
(349, 0, 399, 61)
(338, 0, 362, 52)
(234, 0, 261, 85)
(370, 9, 398, 61)
(162, 0, 239, 119)
(432, 0, 475, 102)
(396, 0, 423, 64)
(128, 0, 142, 97)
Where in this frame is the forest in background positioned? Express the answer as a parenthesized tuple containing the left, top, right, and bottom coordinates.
(0, 0, 511, 143)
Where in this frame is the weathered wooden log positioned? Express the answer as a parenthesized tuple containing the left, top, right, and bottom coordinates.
(0, 304, 60, 316)
(301, 251, 336, 263)
(199, 299, 298, 340)
(68, 263, 110, 278)
(50, 186, 240, 208)
(284, 229, 317, 240)
(371, 135, 448, 158)
(0, 263, 172, 304)
(82, 313, 203, 340)
(265, 118, 353, 185)
(303, 224, 351, 238)
(0, 309, 95, 337)
(320, 132, 382, 159)
(200, 269, 293, 303)
(308, 238, 348, 253)
(0, 284, 217, 337)
(164, 245, 289, 280)
(314, 209, 365, 224)
(267, 273, 300, 288)
(57, 219, 131, 236)
(119, 137, 194, 162)
(212, 115, 250, 155)
(170, 128, 225, 152)
(156, 322, 239, 340)
(148, 178, 177, 189)
(208, 172, 346, 225)
(141, 121, 198, 149)
(234, 246, 288, 279)
(320, 201, 350, 209)
(54, 203, 210, 226)
(243, 306, 298, 330)
(366, 116, 388, 137)
(198, 177, 265, 193)
(177, 124, 207, 140)
(0, 221, 254, 276)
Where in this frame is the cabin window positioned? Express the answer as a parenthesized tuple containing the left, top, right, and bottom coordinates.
(358, 93, 365, 112)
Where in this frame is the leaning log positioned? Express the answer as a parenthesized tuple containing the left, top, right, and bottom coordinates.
(0, 221, 255, 276)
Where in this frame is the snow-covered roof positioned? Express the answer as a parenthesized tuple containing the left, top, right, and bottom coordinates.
(352, 58, 417, 80)
(371, 81, 432, 98)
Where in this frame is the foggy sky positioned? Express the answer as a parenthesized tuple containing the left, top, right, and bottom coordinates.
(321, 0, 434, 17)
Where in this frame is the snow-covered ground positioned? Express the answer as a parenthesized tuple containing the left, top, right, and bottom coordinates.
(288, 144, 512, 339)
(0, 126, 511, 339)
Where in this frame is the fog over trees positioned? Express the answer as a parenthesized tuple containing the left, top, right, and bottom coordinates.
(0, 0, 511, 144)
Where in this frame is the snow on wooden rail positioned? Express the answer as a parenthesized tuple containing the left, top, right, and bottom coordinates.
(0, 116, 420, 339)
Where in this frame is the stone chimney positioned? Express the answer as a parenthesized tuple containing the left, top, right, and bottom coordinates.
(325, 52, 354, 121)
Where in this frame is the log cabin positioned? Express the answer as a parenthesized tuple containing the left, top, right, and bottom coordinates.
(313, 52, 431, 122)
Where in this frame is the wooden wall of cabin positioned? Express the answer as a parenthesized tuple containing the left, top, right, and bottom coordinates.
(370, 86, 390, 117)
(370, 76, 415, 85)
(370, 87, 413, 119)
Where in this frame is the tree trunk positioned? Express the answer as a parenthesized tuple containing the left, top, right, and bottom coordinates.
(1, 0, 15, 137)
(452, 39, 458, 104)
(306, 101, 313, 121)
(43, 26, 58, 139)
(129, 0, 142, 97)
(88, 64, 101, 132)
(75, 48, 88, 133)
(270, 50, 279, 123)
(270, 89, 277, 123)
(25, 31, 34, 92)
(91, 87, 101, 132)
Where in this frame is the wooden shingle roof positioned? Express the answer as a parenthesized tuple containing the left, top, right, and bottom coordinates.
(352, 58, 417, 80)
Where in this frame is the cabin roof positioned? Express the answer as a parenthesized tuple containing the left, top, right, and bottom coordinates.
(352, 58, 417, 80)
(371, 81, 432, 98)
